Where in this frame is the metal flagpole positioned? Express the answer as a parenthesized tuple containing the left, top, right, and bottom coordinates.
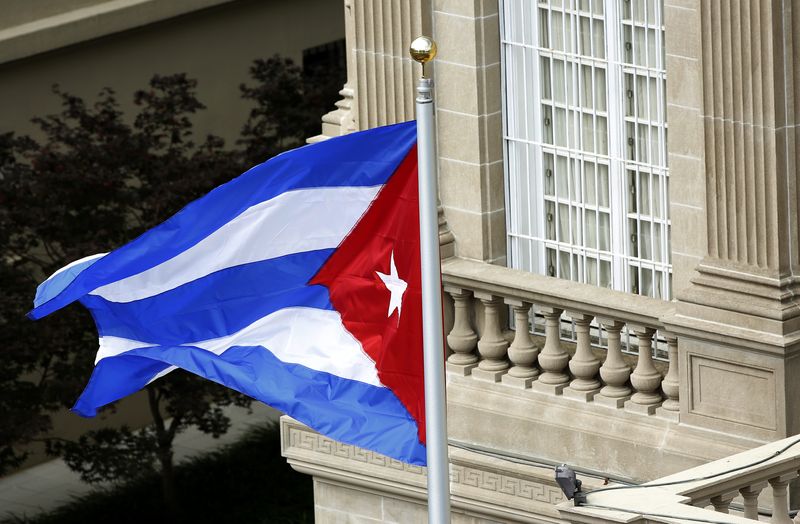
(410, 36, 451, 524)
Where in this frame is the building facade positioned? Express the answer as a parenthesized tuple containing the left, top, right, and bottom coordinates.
(0, 0, 344, 146)
(282, 0, 800, 522)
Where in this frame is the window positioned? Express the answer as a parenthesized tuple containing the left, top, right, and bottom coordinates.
(501, 0, 671, 299)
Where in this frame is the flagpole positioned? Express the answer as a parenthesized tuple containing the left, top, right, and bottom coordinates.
(410, 36, 451, 524)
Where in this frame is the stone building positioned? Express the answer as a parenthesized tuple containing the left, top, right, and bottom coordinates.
(281, 0, 800, 522)
(0, 0, 344, 145)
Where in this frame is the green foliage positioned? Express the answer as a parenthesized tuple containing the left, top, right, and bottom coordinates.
(46, 426, 159, 484)
(0, 74, 253, 501)
(239, 54, 345, 166)
(0, 52, 344, 512)
(4, 424, 314, 524)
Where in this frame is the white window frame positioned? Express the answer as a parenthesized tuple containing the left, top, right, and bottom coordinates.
(500, 0, 671, 300)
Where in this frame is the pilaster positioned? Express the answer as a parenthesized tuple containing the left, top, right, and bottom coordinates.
(309, 0, 429, 141)
(665, 0, 800, 440)
(311, 1, 459, 256)
(674, 0, 800, 336)
(432, 0, 505, 264)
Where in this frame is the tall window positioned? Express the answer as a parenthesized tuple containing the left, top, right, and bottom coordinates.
(501, 0, 671, 299)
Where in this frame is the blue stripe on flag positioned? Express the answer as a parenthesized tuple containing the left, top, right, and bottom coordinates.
(34, 254, 105, 308)
(74, 344, 427, 465)
(28, 121, 417, 320)
(80, 249, 335, 344)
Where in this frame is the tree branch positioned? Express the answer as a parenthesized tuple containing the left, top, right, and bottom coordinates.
(146, 385, 166, 440)
(166, 415, 182, 442)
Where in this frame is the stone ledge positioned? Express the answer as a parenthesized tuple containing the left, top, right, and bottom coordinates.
(280, 416, 598, 523)
(0, 0, 238, 65)
(441, 257, 672, 331)
(445, 374, 766, 483)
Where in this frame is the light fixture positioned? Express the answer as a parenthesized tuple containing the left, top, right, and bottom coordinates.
(555, 464, 586, 505)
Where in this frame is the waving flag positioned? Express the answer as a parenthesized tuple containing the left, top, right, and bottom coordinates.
(29, 121, 427, 465)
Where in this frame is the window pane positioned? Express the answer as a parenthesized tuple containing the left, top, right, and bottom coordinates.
(556, 154, 568, 197)
(559, 250, 572, 279)
(598, 165, 609, 207)
(629, 218, 639, 257)
(584, 162, 597, 206)
(541, 58, 552, 100)
(600, 259, 612, 287)
(585, 209, 597, 249)
(558, 203, 570, 242)
(544, 153, 555, 196)
(502, 0, 671, 299)
(599, 213, 610, 251)
(596, 68, 607, 112)
(545, 200, 556, 240)
(546, 247, 557, 276)
(586, 257, 598, 285)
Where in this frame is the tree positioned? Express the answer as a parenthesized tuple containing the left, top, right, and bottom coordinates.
(0, 75, 250, 514)
(0, 51, 346, 514)
(239, 54, 346, 167)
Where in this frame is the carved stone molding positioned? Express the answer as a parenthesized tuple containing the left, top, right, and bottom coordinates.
(449, 463, 564, 506)
(281, 416, 574, 523)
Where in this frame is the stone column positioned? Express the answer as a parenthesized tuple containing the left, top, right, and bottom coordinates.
(656, 334, 679, 422)
(502, 299, 539, 388)
(710, 492, 736, 514)
(532, 307, 570, 394)
(352, 0, 429, 130)
(675, 0, 800, 334)
(312, 0, 430, 140)
(472, 293, 509, 382)
(445, 287, 478, 375)
(663, 0, 800, 442)
(769, 474, 797, 524)
(626, 326, 663, 415)
(563, 312, 600, 401)
(739, 483, 766, 520)
(595, 319, 631, 408)
(431, 0, 505, 264)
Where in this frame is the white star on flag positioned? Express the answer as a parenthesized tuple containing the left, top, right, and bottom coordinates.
(376, 250, 408, 320)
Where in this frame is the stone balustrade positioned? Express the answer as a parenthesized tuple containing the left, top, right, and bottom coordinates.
(558, 433, 800, 523)
(442, 257, 678, 419)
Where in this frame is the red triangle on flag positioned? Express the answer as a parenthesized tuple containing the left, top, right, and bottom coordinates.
(311, 146, 426, 444)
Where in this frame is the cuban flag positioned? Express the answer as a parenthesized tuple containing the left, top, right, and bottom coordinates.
(28, 121, 428, 465)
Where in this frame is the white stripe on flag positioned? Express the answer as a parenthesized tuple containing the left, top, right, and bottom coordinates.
(90, 186, 381, 303)
(48, 252, 108, 280)
(96, 307, 383, 387)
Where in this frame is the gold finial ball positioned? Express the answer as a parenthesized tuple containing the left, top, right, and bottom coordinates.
(410, 36, 437, 64)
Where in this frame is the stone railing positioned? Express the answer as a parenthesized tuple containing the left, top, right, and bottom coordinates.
(442, 257, 678, 419)
(557, 433, 800, 523)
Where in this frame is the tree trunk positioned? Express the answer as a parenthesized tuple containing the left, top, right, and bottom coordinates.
(146, 385, 181, 516)
(158, 447, 180, 516)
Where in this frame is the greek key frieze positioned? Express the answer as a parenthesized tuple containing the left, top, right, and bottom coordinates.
(285, 424, 424, 475)
(450, 464, 564, 505)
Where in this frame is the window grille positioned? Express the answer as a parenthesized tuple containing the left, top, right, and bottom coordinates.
(501, 0, 671, 300)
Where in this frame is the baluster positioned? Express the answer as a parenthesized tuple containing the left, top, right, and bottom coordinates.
(563, 312, 600, 401)
(659, 334, 679, 412)
(710, 492, 736, 514)
(471, 293, 509, 382)
(626, 325, 663, 415)
(533, 306, 570, 394)
(502, 299, 539, 388)
(445, 287, 478, 375)
(769, 474, 796, 524)
(595, 318, 631, 408)
(739, 482, 766, 520)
